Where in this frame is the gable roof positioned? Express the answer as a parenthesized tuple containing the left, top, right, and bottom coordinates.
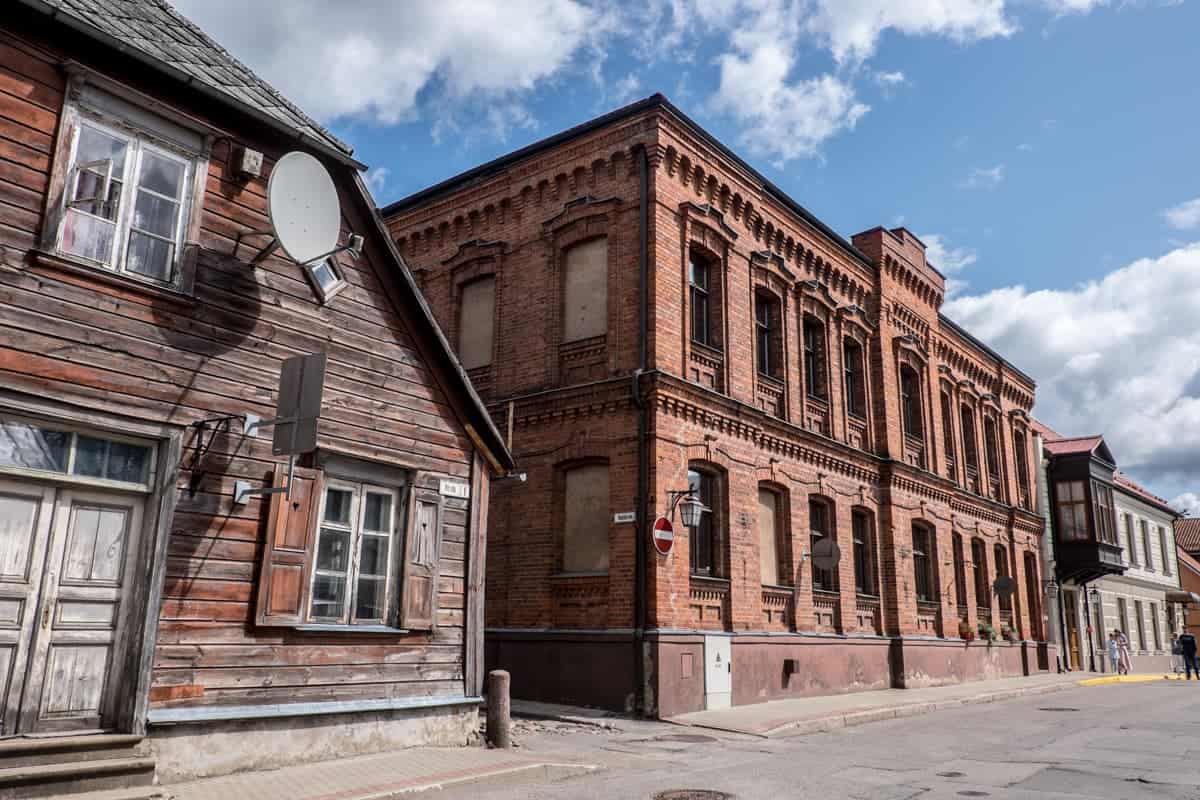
(1043, 435, 1104, 456)
(1177, 518, 1200, 555)
(17, 0, 359, 166)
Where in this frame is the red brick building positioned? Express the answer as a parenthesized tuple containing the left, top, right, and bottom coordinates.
(383, 95, 1049, 717)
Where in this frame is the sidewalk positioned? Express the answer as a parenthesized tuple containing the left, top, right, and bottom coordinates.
(163, 746, 597, 800)
(667, 672, 1085, 737)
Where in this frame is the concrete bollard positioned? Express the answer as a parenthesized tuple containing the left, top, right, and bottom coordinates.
(486, 669, 511, 748)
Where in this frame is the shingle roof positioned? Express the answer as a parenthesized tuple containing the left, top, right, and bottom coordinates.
(1042, 435, 1103, 456)
(20, 0, 353, 160)
(1113, 471, 1178, 516)
(1176, 518, 1200, 555)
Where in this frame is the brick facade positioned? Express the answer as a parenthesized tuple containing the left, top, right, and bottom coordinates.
(384, 96, 1049, 716)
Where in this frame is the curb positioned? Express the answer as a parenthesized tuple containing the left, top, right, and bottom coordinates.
(1077, 674, 1185, 686)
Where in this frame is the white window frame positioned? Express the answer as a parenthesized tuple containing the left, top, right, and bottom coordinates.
(303, 256, 348, 304)
(307, 478, 400, 626)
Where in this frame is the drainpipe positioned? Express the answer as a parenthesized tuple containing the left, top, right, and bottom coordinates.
(632, 144, 650, 716)
(1034, 433, 1064, 671)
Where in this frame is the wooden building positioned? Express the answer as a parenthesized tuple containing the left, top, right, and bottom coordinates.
(0, 0, 511, 789)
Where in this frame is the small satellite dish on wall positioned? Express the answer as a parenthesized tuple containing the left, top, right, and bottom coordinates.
(812, 538, 841, 570)
(267, 151, 340, 265)
(993, 576, 1016, 597)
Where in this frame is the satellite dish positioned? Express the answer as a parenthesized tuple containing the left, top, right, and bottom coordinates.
(812, 538, 841, 570)
(993, 576, 1016, 597)
(267, 151, 340, 265)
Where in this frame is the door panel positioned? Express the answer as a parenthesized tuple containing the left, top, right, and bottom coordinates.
(704, 635, 732, 710)
(0, 480, 54, 735)
(1063, 592, 1081, 670)
(20, 489, 142, 732)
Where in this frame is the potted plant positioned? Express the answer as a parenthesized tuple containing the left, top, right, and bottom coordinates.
(977, 622, 998, 644)
(1002, 626, 1019, 643)
(958, 620, 976, 641)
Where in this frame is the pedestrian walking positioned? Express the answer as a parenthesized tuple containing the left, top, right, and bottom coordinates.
(1107, 631, 1121, 674)
(1171, 634, 1184, 675)
(1180, 632, 1198, 680)
(1117, 629, 1133, 675)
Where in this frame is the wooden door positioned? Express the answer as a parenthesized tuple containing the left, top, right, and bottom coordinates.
(19, 488, 143, 733)
(0, 480, 55, 735)
(1063, 591, 1081, 670)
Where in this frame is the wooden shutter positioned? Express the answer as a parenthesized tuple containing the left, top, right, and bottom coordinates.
(401, 484, 442, 631)
(255, 467, 322, 626)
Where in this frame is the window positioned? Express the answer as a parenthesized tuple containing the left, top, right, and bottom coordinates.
(960, 406, 979, 474)
(853, 509, 877, 596)
(1125, 513, 1139, 565)
(1117, 596, 1129, 635)
(562, 238, 607, 342)
(1150, 602, 1162, 650)
(1134, 599, 1147, 651)
(941, 391, 956, 470)
(303, 257, 347, 304)
(689, 466, 722, 577)
(952, 533, 967, 608)
(912, 523, 936, 602)
(843, 338, 866, 417)
(900, 366, 923, 440)
(689, 251, 715, 348)
(972, 538, 989, 609)
(758, 487, 783, 586)
(310, 480, 399, 624)
(804, 316, 828, 398)
(984, 417, 1001, 480)
(755, 292, 781, 379)
(1024, 551, 1042, 640)
(0, 418, 152, 487)
(458, 276, 496, 369)
(1160, 527, 1172, 575)
(1092, 482, 1116, 545)
(1141, 520, 1154, 571)
(1013, 429, 1031, 504)
(995, 543, 1011, 612)
(562, 463, 609, 573)
(1055, 481, 1088, 541)
(810, 498, 837, 591)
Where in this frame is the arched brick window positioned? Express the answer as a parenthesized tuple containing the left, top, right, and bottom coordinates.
(562, 237, 607, 342)
(911, 522, 937, 602)
(758, 483, 790, 586)
(810, 496, 838, 591)
(843, 337, 866, 417)
(852, 508, 878, 596)
(688, 462, 726, 578)
(804, 315, 828, 398)
(900, 365, 923, 440)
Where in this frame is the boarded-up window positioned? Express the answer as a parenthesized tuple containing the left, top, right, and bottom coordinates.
(563, 463, 609, 572)
(758, 488, 780, 585)
(459, 277, 495, 369)
(562, 238, 608, 342)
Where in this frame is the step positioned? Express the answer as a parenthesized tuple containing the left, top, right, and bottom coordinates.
(0, 736, 146, 768)
(0, 757, 156, 799)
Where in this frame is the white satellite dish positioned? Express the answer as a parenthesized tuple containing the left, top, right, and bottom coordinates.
(267, 151, 340, 265)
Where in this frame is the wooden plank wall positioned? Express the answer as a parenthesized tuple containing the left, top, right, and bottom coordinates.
(0, 20, 476, 709)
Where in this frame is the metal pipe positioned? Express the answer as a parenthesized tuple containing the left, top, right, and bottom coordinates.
(632, 143, 650, 716)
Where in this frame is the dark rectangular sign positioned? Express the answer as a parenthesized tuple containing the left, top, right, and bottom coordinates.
(272, 352, 326, 455)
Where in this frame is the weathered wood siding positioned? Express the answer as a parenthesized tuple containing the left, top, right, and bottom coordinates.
(0, 16, 480, 710)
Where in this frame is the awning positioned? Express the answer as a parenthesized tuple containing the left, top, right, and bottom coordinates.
(1165, 590, 1200, 604)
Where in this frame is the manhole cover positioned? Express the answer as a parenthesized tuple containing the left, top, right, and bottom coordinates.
(957, 792, 990, 798)
(653, 792, 735, 800)
(938, 771, 967, 778)
(1038, 707, 1080, 712)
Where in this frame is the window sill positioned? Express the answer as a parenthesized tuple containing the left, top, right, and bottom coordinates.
(689, 574, 730, 586)
(33, 249, 192, 306)
(806, 393, 830, 405)
(293, 624, 411, 635)
(691, 339, 724, 358)
(756, 371, 784, 385)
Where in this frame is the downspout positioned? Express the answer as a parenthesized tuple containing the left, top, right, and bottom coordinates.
(632, 144, 650, 715)
(1035, 433, 1064, 671)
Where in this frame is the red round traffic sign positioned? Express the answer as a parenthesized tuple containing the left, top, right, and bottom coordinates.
(652, 516, 674, 556)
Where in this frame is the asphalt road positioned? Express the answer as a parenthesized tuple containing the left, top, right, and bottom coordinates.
(441, 681, 1200, 799)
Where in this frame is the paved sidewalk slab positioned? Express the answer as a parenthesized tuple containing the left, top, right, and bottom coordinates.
(667, 673, 1085, 737)
(511, 699, 624, 729)
(163, 746, 597, 800)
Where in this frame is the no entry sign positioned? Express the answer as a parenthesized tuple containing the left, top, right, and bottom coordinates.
(652, 516, 674, 556)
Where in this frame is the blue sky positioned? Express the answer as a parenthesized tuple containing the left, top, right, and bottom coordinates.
(176, 0, 1200, 510)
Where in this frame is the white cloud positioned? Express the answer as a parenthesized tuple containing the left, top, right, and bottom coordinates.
(875, 70, 908, 86)
(365, 166, 389, 198)
(610, 73, 643, 106)
(1039, 0, 1109, 14)
(1173, 492, 1200, 517)
(171, 0, 602, 126)
(1164, 198, 1200, 230)
(960, 164, 1005, 188)
(945, 242, 1200, 498)
(921, 233, 978, 274)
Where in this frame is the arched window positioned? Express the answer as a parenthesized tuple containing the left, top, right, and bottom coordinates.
(804, 316, 828, 398)
(1024, 550, 1041, 640)
(561, 462, 610, 573)
(755, 291, 782, 379)
(810, 497, 837, 591)
(758, 484, 788, 586)
(940, 390, 956, 475)
(995, 543, 1012, 612)
(952, 533, 968, 609)
(960, 405, 979, 474)
(984, 417, 1001, 483)
(1013, 428, 1031, 507)
(562, 237, 607, 342)
(458, 275, 496, 370)
(689, 249, 719, 349)
(900, 365, 923, 440)
(911, 522, 936, 602)
(688, 463, 725, 577)
(843, 337, 866, 417)
(971, 538, 989, 612)
(852, 508, 877, 596)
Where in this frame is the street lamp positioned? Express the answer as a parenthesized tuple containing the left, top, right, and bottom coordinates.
(1043, 577, 1059, 598)
(667, 490, 709, 528)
